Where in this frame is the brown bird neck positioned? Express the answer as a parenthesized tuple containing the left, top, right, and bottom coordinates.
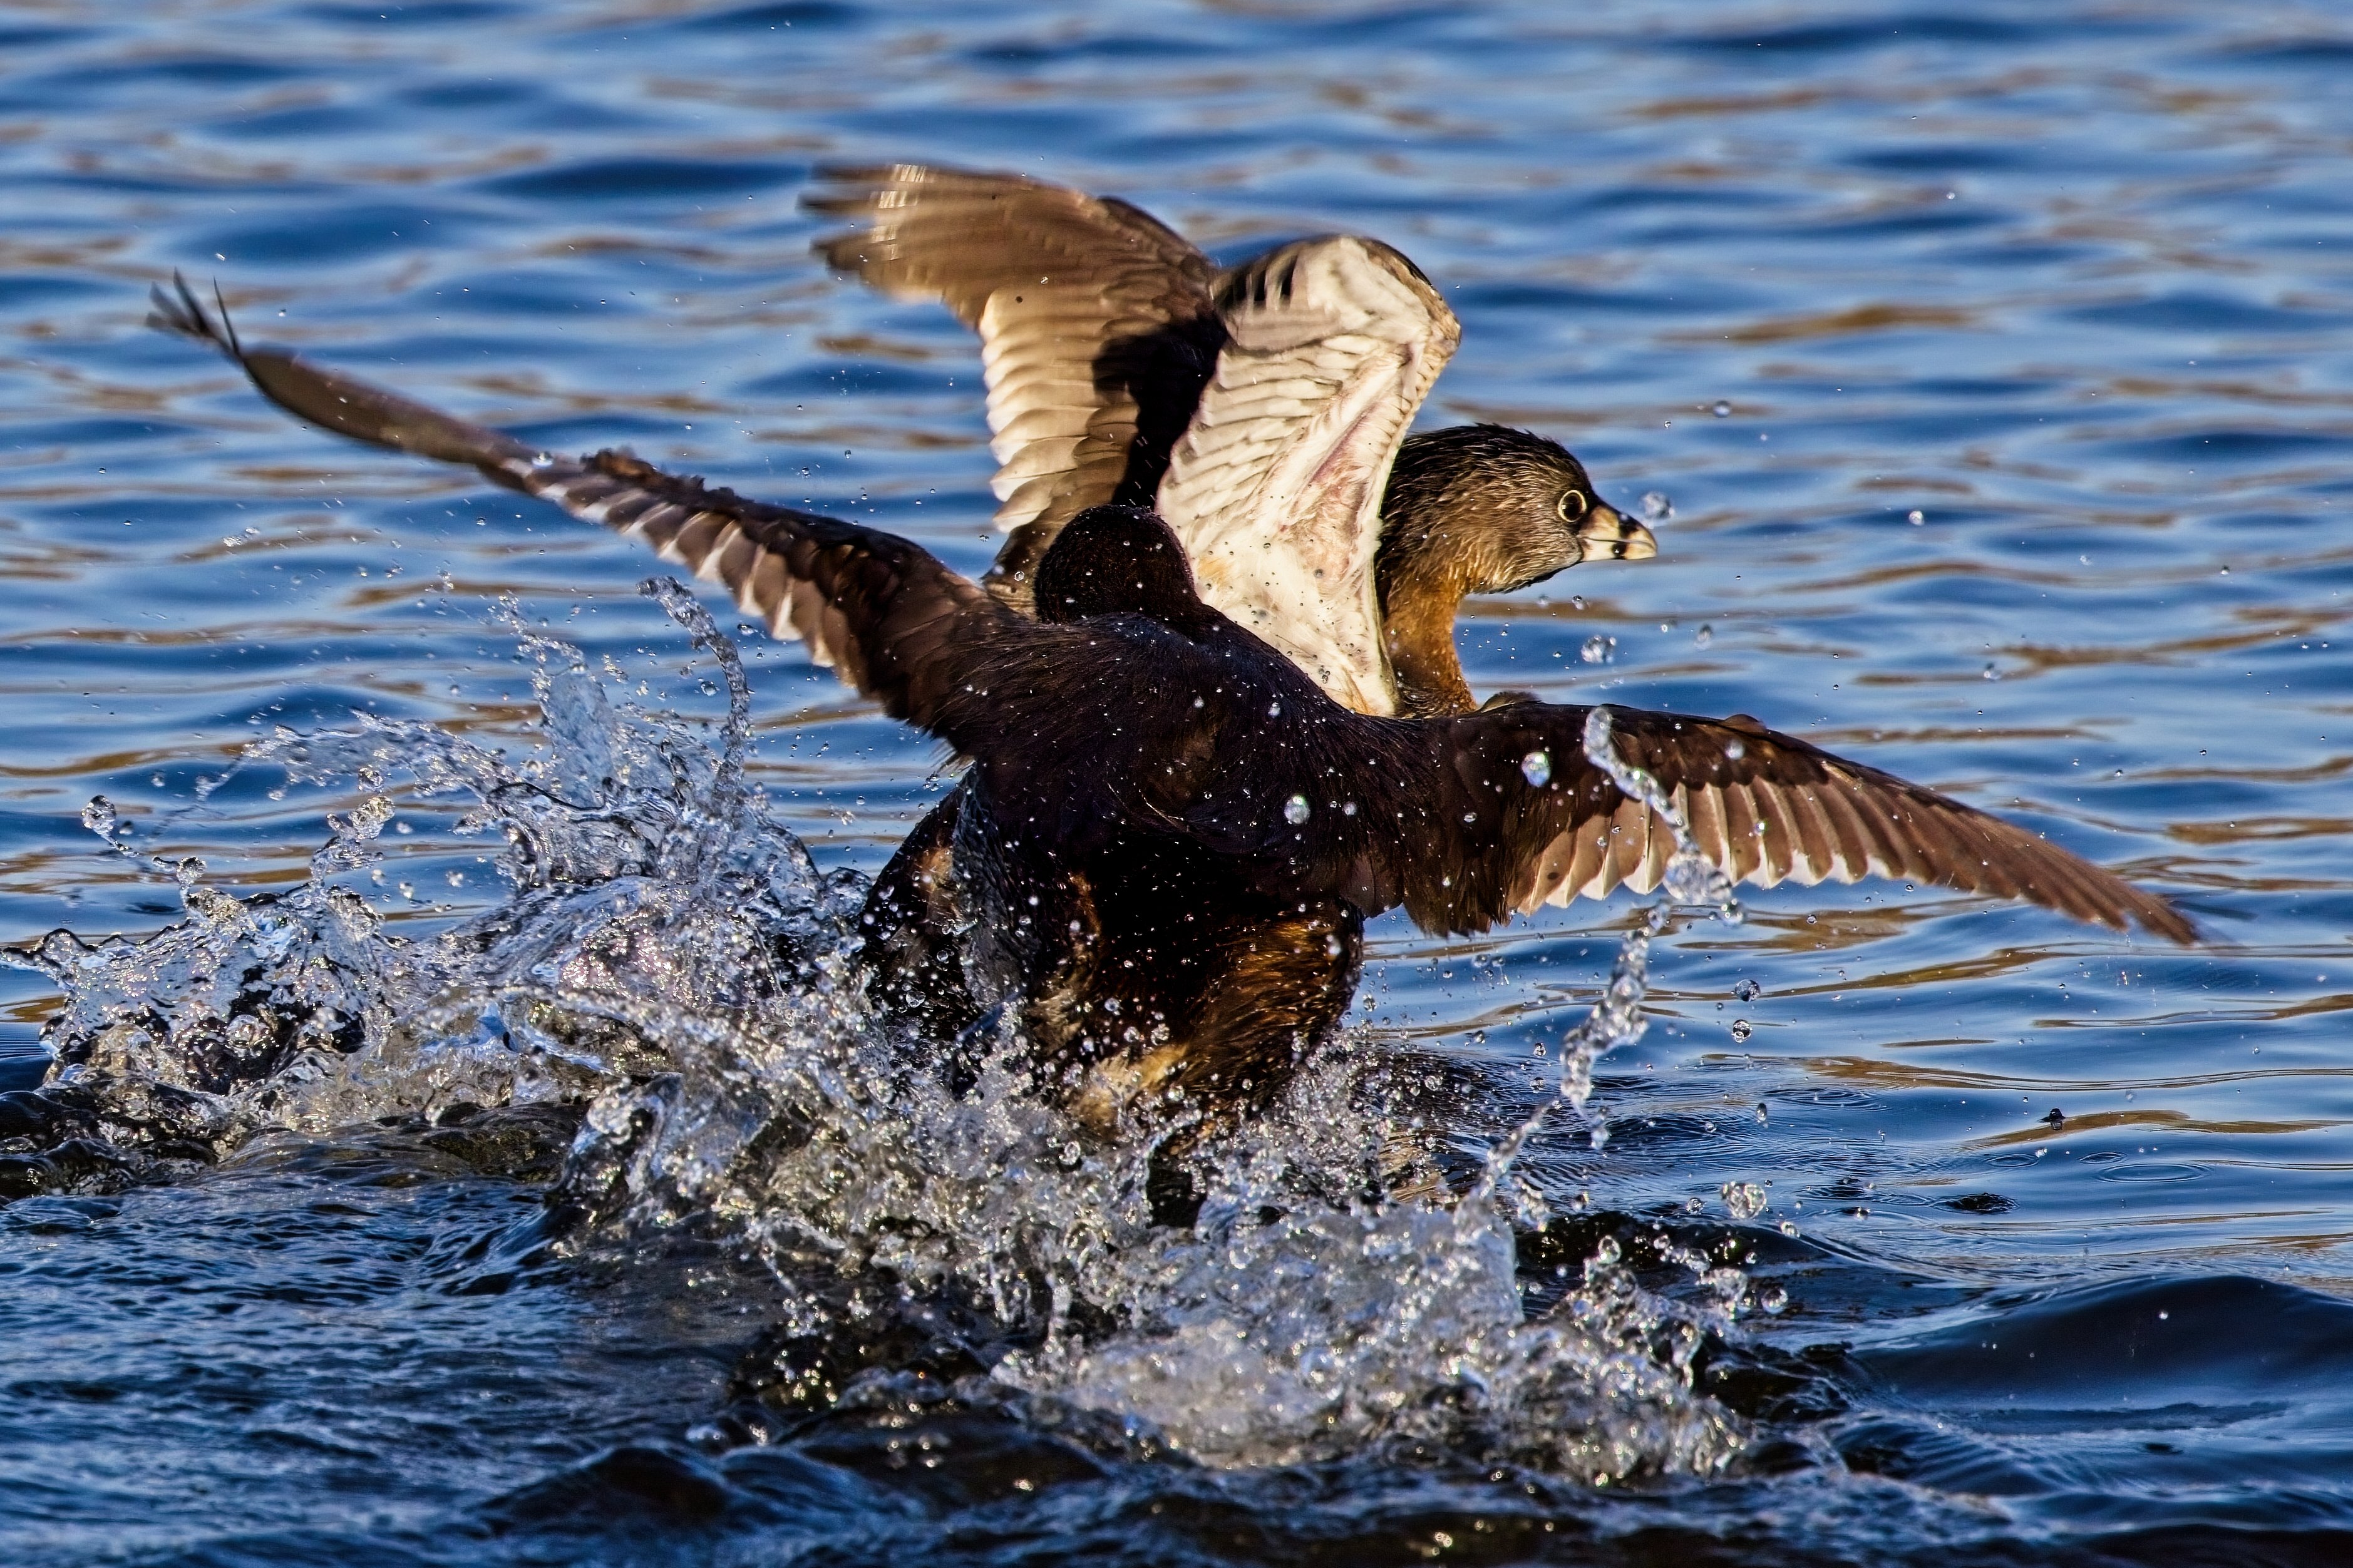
(1377, 533, 1478, 718)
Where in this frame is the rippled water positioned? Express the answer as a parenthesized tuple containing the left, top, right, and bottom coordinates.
(5, 1, 2353, 1562)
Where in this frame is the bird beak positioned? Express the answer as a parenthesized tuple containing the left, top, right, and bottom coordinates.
(1573, 500, 1657, 563)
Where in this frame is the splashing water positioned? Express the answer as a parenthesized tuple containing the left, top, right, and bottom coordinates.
(4, 589, 1769, 1484)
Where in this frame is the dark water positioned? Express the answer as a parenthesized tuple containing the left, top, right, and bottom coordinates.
(5, 1, 2353, 1562)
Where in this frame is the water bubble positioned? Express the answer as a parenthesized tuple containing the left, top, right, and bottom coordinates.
(1664, 851, 1734, 908)
(1721, 1181, 1767, 1220)
(1694, 624, 1713, 648)
(1733, 979, 1761, 1002)
(183, 884, 243, 925)
(1711, 401, 1732, 418)
(1520, 751, 1552, 787)
(1579, 635, 1615, 665)
(1640, 490, 1674, 522)
(1283, 794, 1311, 825)
(1907, 509, 1925, 525)
(1758, 1286, 1789, 1315)
(348, 794, 394, 841)
(1729, 1018, 1753, 1043)
(80, 796, 118, 841)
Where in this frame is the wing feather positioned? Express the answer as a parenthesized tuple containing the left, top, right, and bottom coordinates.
(147, 277, 1022, 738)
(1156, 237, 1461, 717)
(1321, 704, 2195, 943)
(806, 165, 1225, 589)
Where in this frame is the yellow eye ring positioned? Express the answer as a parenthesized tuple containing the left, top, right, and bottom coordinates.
(1557, 489, 1590, 523)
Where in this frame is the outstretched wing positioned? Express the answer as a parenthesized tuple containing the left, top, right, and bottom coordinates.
(1155, 237, 1461, 718)
(1244, 701, 2192, 943)
(805, 164, 1225, 593)
(148, 277, 1019, 738)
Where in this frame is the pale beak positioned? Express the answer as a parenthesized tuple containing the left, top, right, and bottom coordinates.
(1573, 500, 1657, 563)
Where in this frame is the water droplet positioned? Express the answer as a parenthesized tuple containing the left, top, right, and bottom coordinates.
(1711, 401, 1732, 418)
(1520, 751, 1552, 787)
(348, 794, 394, 840)
(1267, 700, 1282, 718)
(1729, 1018, 1753, 1043)
(1982, 662, 2000, 680)
(1721, 1181, 1767, 1219)
(1777, 1220, 1799, 1238)
(1907, 508, 1925, 525)
(1694, 624, 1713, 648)
(1640, 490, 1674, 522)
(1759, 1286, 1789, 1314)
(80, 796, 118, 840)
(1733, 979, 1761, 1002)
(1579, 635, 1615, 665)
(1284, 794, 1311, 824)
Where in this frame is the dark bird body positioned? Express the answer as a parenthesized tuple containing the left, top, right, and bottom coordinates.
(806, 168, 1664, 1027)
(150, 282, 2196, 1143)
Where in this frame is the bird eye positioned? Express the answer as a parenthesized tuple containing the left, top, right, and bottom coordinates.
(1556, 489, 1590, 523)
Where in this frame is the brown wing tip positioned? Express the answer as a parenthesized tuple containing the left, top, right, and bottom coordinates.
(2021, 855, 2200, 946)
(147, 272, 239, 360)
(801, 161, 1035, 218)
(2126, 890, 2201, 946)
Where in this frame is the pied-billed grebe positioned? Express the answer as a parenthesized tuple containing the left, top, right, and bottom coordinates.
(806, 164, 1655, 720)
(809, 175, 1659, 1028)
(147, 289, 2196, 1142)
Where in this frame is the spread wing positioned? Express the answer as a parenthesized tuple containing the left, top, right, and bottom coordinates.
(805, 164, 1225, 595)
(1392, 704, 2196, 941)
(148, 277, 1022, 738)
(1155, 237, 1461, 718)
(1223, 700, 2193, 943)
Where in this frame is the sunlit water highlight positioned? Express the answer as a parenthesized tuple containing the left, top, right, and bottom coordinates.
(4, 1, 2353, 1563)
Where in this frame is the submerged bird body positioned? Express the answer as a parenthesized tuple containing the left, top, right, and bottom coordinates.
(152, 287, 2194, 1137)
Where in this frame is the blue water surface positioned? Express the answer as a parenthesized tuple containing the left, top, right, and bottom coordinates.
(4, 1, 2353, 1563)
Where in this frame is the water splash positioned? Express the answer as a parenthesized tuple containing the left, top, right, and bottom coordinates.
(5, 590, 1771, 1485)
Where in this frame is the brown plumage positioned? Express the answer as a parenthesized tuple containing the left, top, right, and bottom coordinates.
(151, 284, 2198, 1141)
(806, 163, 1655, 720)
